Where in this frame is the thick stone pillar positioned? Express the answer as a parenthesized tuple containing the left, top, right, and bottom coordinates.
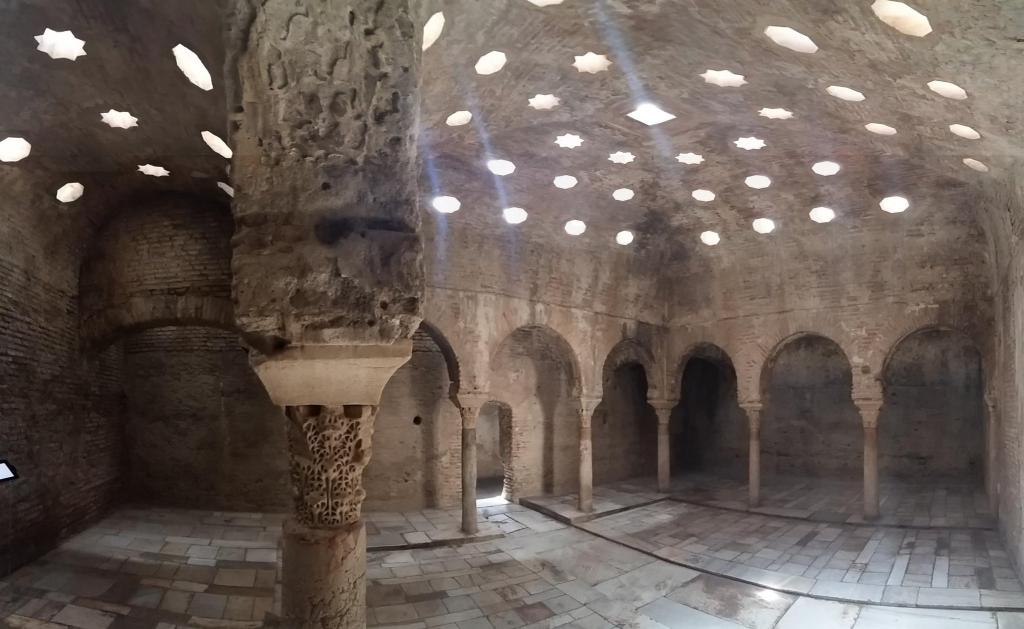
(457, 399, 485, 535)
(741, 402, 763, 508)
(649, 400, 675, 492)
(578, 398, 599, 512)
(856, 399, 882, 520)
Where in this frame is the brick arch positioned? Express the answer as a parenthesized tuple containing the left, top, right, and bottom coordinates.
(601, 338, 656, 394)
(756, 332, 855, 402)
(674, 341, 740, 399)
(488, 324, 584, 398)
(80, 195, 234, 352)
(881, 325, 985, 388)
(418, 319, 462, 402)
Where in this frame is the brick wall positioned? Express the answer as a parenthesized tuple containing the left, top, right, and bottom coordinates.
(592, 363, 658, 484)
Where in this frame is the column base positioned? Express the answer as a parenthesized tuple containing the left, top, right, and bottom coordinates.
(280, 518, 366, 629)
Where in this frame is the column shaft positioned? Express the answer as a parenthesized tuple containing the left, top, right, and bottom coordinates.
(743, 404, 762, 508)
(863, 424, 879, 519)
(656, 411, 671, 492)
(579, 422, 593, 512)
(461, 407, 478, 534)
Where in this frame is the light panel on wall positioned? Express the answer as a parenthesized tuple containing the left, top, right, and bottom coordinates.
(0, 460, 17, 483)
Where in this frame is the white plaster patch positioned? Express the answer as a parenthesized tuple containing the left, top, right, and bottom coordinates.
(172, 44, 213, 91)
(764, 26, 818, 53)
(35, 28, 86, 60)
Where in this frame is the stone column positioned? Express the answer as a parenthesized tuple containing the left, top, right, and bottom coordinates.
(578, 398, 599, 513)
(984, 393, 998, 516)
(856, 399, 883, 520)
(649, 400, 675, 492)
(741, 402, 763, 508)
(458, 402, 482, 535)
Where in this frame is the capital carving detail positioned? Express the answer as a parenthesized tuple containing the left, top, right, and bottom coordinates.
(855, 398, 883, 429)
(459, 405, 479, 429)
(285, 404, 376, 529)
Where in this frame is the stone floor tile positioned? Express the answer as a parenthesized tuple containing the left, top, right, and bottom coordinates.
(776, 598, 859, 629)
(187, 592, 228, 618)
(50, 604, 116, 629)
(213, 568, 256, 588)
(853, 606, 996, 629)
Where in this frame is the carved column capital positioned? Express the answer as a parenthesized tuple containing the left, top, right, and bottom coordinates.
(579, 397, 601, 428)
(649, 398, 677, 425)
(459, 405, 480, 429)
(740, 401, 763, 430)
(854, 398, 883, 429)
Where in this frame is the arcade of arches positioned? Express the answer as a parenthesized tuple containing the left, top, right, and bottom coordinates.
(3, 1, 1024, 628)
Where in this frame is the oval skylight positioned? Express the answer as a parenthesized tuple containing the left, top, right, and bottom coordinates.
(100, 109, 138, 129)
(734, 137, 766, 150)
(475, 51, 507, 75)
(138, 164, 170, 177)
(880, 196, 909, 213)
(555, 133, 583, 149)
(56, 182, 84, 203)
(963, 158, 989, 173)
(759, 108, 793, 120)
(564, 219, 587, 235)
(871, 0, 932, 37)
(700, 231, 720, 246)
(692, 189, 715, 202)
(432, 195, 461, 213)
(553, 175, 578, 189)
(446, 111, 472, 126)
(865, 123, 897, 135)
(528, 0, 564, 5)
(573, 52, 612, 74)
(745, 175, 771, 189)
(35, 28, 86, 61)
(201, 131, 233, 159)
(928, 80, 967, 100)
(676, 152, 704, 165)
(0, 137, 32, 162)
(701, 69, 746, 87)
(487, 159, 516, 176)
(172, 44, 213, 91)
(608, 151, 635, 164)
(217, 182, 234, 197)
(949, 124, 981, 140)
(529, 94, 560, 110)
(826, 86, 865, 102)
(628, 103, 676, 126)
(503, 207, 528, 224)
(812, 161, 841, 176)
(615, 231, 634, 245)
(764, 26, 818, 54)
(613, 188, 635, 201)
(422, 12, 445, 51)
(752, 218, 776, 234)
(809, 207, 836, 223)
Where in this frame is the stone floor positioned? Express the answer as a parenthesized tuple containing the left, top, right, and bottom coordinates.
(520, 481, 666, 524)
(669, 473, 995, 529)
(366, 501, 527, 549)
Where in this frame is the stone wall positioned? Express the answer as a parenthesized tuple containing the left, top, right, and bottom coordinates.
(122, 326, 290, 511)
(675, 357, 747, 479)
(0, 172, 125, 577)
(592, 363, 657, 485)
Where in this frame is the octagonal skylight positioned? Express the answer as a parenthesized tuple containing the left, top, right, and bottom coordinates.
(928, 80, 967, 100)
(573, 52, 611, 74)
(555, 133, 583, 149)
(446, 111, 472, 126)
(879, 195, 909, 213)
(628, 103, 676, 126)
(503, 207, 528, 224)
(871, 1, 932, 37)
(172, 44, 213, 91)
(553, 175, 578, 189)
(475, 51, 507, 75)
(432, 195, 461, 213)
(759, 108, 793, 120)
(217, 182, 234, 197)
(692, 189, 715, 202)
(56, 182, 84, 203)
(865, 123, 897, 135)
(529, 94, 560, 110)
(676, 152, 704, 165)
(812, 161, 841, 176)
(100, 110, 138, 129)
(700, 231, 720, 246)
(745, 175, 771, 189)
(615, 231, 634, 245)
(949, 124, 981, 140)
(764, 26, 818, 53)
(613, 188, 635, 201)
(809, 207, 836, 223)
(35, 29, 86, 61)
(963, 158, 989, 173)
(422, 12, 445, 51)
(201, 131, 233, 159)
(734, 137, 766, 150)
(528, 0, 564, 5)
(564, 219, 587, 235)
(0, 137, 31, 162)
(701, 69, 746, 87)
(138, 164, 170, 177)
(826, 85, 865, 102)
(608, 151, 635, 164)
(487, 159, 516, 176)
(752, 218, 776, 234)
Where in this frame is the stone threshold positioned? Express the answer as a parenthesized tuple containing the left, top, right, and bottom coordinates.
(667, 495, 998, 531)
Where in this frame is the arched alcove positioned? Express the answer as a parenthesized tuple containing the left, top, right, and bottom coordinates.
(477, 400, 513, 500)
(880, 328, 984, 480)
(761, 335, 860, 479)
(675, 344, 745, 479)
(593, 362, 657, 485)
(489, 325, 580, 498)
(365, 325, 461, 511)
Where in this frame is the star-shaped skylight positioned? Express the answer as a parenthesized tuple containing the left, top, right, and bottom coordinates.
(138, 164, 170, 177)
(627, 103, 676, 126)
(759, 108, 793, 120)
(475, 51, 507, 75)
(676, 152, 704, 165)
(692, 189, 716, 202)
(573, 52, 612, 74)
(446, 111, 472, 126)
(422, 12, 445, 51)
(202, 131, 233, 159)
(56, 182, 84, 203)
(608, 151, 635, 164)
(217, 182, 235, 197)
(701, 69, 746, 87)
(734, 137, 766, 150)
(172, 44, 213, 91)
(529, 94, 560, 110)
(0, 137, 31, 162)
(35, 29, 86, 61)
(555, 134, 583, 149)
(100, 110, 138, 129)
